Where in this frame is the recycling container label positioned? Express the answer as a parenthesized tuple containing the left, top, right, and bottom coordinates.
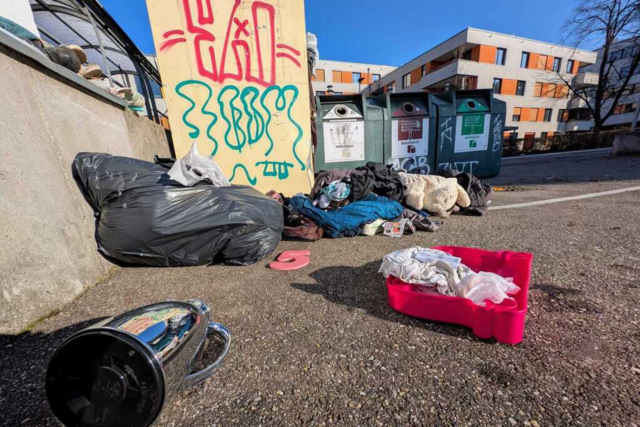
(392, 118, 429, 159)
(323, 120, 365, 163)
(454, 114, 490, 153)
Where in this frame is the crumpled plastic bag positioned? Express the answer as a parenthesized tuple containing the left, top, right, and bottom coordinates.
(459, 272, 520, 307)
(168, 143, 230, 187)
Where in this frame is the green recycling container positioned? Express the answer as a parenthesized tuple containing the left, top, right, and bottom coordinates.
(384, 92, 438, 174)
(433, 89, 507, 178)
(314, 94, 387, 171)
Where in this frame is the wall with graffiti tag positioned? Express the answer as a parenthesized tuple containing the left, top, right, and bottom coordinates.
(147, 0, 313, 195)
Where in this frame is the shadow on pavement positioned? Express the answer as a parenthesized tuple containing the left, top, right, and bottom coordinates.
(292, 261, 493, 344)
(0, 317, 107, 427)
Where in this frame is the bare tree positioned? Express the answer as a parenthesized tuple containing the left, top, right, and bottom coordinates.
(559, 0, 640, 134)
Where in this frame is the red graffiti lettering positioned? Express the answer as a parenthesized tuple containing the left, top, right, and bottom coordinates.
(160, 0, 301, 88)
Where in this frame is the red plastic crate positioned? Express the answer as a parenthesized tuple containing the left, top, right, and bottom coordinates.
(386, 246, 534, 345)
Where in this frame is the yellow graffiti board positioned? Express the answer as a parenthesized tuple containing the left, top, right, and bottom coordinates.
(146, 0, 313, 195)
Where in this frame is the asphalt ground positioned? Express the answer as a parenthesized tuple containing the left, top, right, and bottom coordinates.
(1, 149, 639, 427)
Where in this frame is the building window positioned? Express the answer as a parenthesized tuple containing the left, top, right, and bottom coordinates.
(352, 72, 362, 84)
(372, 74, 381, 82)
(566, 60, 574, 74)
(621, 66, 632, 79)
(421, 64, 426, 77)
(402, 73, 411, 89)
(557, 109, 566, 122)
(613, 103, 638, 114)
(609, 49, 623, 61)
(544, 108, 553, 122)
(495, 48, 506, 65)
(516, 80, 526, 96)
(512, 107, 521, 122)
(552, 57, 561, 72)
(493, 78, 502, 94)
(521, 52, 530, 68)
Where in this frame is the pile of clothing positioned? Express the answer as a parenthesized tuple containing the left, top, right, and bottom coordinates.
(267, 162, 493, 241)
(380, 247, 520, 306)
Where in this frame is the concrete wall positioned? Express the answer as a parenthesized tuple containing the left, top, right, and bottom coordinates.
(0, 41, 172, 334)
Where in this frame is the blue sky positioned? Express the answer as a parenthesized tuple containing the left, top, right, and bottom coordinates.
(102, 0, 582, 66)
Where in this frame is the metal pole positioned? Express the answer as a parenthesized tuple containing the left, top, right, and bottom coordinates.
(79, 2, 114, 88)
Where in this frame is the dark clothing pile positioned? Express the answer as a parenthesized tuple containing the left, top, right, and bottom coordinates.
(311, 162, 405, 203)
(267, 164, 491, 242)
(436, 169, 492, 216)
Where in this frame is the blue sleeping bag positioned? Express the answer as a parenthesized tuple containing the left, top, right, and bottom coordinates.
(289, 194, 404, 238)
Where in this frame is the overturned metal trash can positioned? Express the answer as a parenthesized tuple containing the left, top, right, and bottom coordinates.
(45, 300, 230, 427)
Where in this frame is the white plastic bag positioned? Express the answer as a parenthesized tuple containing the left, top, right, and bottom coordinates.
(460, 272, 520, 307)
(168, 143, 230, 187)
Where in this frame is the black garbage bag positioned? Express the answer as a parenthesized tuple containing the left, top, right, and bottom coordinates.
(72, 153, 283, 266)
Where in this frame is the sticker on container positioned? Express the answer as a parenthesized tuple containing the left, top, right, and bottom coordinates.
(323, 120, 365, 163)
(454, 114, 490, 153)
(392, 118, 429, 159)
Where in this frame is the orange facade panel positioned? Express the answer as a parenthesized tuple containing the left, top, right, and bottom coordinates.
(545, 55, 554, 71)
(533, 82, 543, 97)
(479, 45, 498, 64)
(541, 83, 556, 98)
(571, 60, 580, 74)
(313, 69, 325, 82)
(536, 108, 545, 122)
(556, 84, 569, 98)
(410, 68, 422, 86)
(332, 70, 342, 83)
(342, 71, 352, 83)
(528, 53, 540, 69)
(502, 79, 517, 95)
(538, 55, 548, 70)
(513, 107, 522, 115)
(361, 73, 372, 85)
(470, 46, 480, 62)
(520, 107, 531, 121)
(529, 108, 539, 122)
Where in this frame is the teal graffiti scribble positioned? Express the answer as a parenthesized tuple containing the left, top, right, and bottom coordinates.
(174, 81, 307, 182)
(218, 86, 247, 153)
(260, 85, 304, 171)
(175, 80, 219, 156)
(229, 164, 257, 185)
(240, 87, 265, 145)
(255, 160, 295, 180)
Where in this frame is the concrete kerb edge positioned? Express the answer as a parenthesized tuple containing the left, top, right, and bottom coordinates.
(19, 265, 119, 334)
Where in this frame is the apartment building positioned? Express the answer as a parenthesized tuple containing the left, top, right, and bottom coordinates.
(363, 28, 598, 138)
(580, 38, 640, 129)
(311, 59, 396, 95)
